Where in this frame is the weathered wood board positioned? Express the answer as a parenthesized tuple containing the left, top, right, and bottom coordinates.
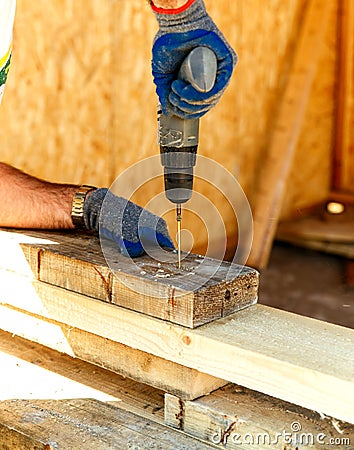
(0, 229, 258, 328)
(165, 386, 354, 449)
(0, 329, 217, 449)
(0, 399, 216, 450)
(0, 328, 166, 423)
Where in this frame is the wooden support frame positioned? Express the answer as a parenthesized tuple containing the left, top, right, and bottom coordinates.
(1, 330, 352, 449)
(0, 267, 353, 423)
(0, 330, 215, 449)
(0, 298, 226, 401)
(248, 0, 332, 269)
(165, 387, 354, 449)
(0, 229, 353, 423)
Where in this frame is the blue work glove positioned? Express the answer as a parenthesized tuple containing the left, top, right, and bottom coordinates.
(151, 0, 237, 119)
(83, 188, 174, 257)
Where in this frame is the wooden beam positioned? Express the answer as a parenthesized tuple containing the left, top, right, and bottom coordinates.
(165, 386, 354, 449)
(333, 0, 354, 191)
(0, 271, 353, 423)
(248, 0, 332, 269)
(277, 217, 354, 243)
(0, 329, 165, 423)
(0, 398, 215, 450)
(0, 298, 226, 401)
(276, 235, 354, 259)
(0, 229, 259, 328)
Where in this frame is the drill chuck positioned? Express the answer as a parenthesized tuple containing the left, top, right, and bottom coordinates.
(160, 145, 197, 204)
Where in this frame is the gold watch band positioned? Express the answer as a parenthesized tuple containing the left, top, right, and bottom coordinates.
(71, 185, 97, 229)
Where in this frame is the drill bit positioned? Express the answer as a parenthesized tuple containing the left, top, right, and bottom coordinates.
(176, 204, 182, 269)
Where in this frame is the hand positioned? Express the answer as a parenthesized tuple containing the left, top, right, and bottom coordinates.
(151, 0, 237, 119)
(83, 188, 174, 257)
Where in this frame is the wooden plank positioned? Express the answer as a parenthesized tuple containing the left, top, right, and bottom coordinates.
(0, 272, 353, 424)
(165, 386, 354, 449)
(0, 297, 226, 401)
(0, 398, 216, 450)
(277, 217, 354, 243)
(0, 329, 165, 423)
(1, 229, 259, 328)
(276, 235, 354, 259)
(248, 0, 332, 269)
(333, 0, 354, 191)
(0, 330, 214, 448)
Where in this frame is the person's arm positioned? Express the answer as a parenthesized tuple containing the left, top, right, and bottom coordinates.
(0, 162, 77, 229)
(0, 163, 174, 257)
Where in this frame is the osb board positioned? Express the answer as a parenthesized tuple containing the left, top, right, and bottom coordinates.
(0, 0, 337, 254)
(0, 0, 113, 187)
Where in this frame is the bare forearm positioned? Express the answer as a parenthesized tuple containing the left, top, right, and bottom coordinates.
(0, 163, 78, 229)
(149, 0, 188, 8)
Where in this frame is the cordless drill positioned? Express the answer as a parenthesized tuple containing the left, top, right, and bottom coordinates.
(158, 47, 217, 267)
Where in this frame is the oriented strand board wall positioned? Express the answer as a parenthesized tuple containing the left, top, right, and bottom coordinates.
(0, 0, 337, 255)
(0, 0, 113, 186)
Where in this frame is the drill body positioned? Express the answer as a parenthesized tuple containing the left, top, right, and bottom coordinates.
(159, 112, 198, 205)
(159, 47, 217, 206)
(158, 47, 217, 266)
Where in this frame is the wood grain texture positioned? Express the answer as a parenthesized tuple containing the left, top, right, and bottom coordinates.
(0, 328, 165, 423)
(0, 399, 216, 450)
(0, 267, 353, 423)
(333, 0, 354, 192)
(165, 386, 354, 449)
(0, 285, 226, 401)
(0, 330, 216, 449)
(2, 229, 258, 328)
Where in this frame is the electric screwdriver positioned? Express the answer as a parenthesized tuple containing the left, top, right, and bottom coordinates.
(158, 47, 217, 267)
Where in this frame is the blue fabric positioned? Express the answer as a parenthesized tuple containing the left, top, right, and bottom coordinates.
(152, 27, 237, 119)
(84, 189, 175, 258)
(100, 227, 174, 258)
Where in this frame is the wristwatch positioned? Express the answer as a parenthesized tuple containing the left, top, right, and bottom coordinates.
(71, 185, 97, 229)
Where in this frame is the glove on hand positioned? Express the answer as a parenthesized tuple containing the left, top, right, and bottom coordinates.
(151, 0, 237, 119)
(83, 188, 174, 257)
